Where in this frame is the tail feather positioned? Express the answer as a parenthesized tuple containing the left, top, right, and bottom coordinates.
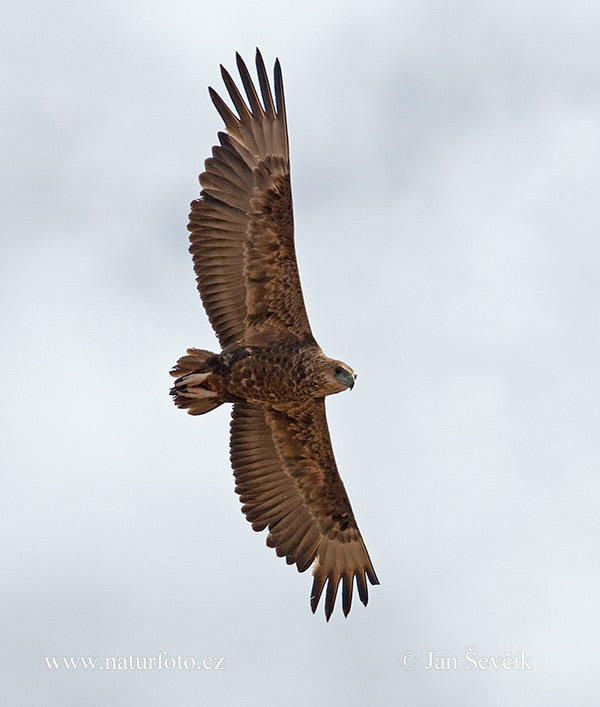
(170, 348, 216, 377)
(170, 348, 222, 415)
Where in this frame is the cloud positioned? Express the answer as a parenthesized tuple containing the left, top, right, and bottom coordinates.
(3, 0, 600, 704)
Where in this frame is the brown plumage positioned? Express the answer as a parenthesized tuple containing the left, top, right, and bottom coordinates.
(170, 50, 378, 620)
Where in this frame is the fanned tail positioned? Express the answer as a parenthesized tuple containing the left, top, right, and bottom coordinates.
(170, 348, 222, 415)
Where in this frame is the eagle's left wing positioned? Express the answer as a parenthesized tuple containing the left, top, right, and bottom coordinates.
(230, 401, 379, 620)
(189, 50, 316, 349)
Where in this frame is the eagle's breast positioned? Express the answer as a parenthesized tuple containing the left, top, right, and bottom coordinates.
(215, 344, 325, 404)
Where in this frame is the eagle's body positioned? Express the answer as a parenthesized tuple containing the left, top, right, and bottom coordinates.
(173, 344, 354, 406)
(171, 50, 378, 620)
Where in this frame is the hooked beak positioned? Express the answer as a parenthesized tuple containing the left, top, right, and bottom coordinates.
(344, 371, 356, 390)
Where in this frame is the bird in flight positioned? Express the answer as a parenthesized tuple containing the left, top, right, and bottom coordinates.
(170, 49, 378, 620)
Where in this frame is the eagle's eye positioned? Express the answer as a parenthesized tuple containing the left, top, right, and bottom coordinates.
(334, 366, 343, 376)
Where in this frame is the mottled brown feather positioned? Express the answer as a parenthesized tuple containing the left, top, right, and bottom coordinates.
(230, 401, 379, 620)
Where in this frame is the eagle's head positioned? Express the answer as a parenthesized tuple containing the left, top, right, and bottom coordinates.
(327, 359, 357, 394)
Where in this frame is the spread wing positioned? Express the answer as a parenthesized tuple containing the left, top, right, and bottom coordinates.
(230, 400, 379, 620)
(188, 50, 315, 348)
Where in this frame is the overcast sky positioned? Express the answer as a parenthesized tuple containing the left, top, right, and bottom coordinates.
(3, 0, 600, 704)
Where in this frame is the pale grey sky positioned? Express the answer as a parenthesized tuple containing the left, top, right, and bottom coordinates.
(3, 0, 600, 704)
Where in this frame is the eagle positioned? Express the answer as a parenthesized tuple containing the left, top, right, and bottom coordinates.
(170, 50, 379, 620)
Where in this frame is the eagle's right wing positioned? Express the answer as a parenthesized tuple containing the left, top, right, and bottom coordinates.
(189, 50, 316, 348)
(230, 401, 379, 620)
